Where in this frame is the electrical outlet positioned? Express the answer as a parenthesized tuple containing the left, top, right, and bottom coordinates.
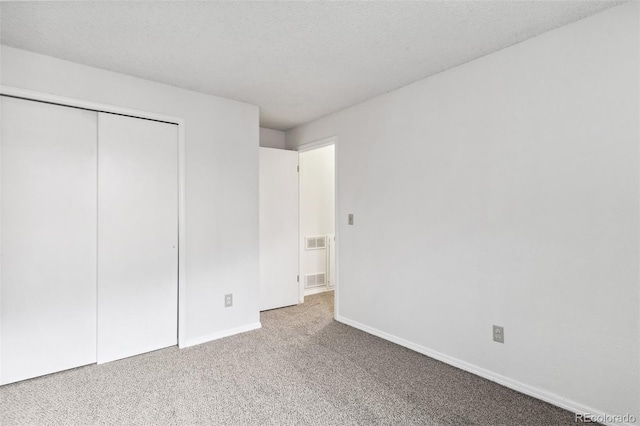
(493, 325, 504, 343)
(225, 294, 233, 308)
(348, 214, 354, 225)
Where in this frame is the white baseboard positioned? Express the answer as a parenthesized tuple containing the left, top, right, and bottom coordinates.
(336, 315, 633, 426)
(182, 322, 262, 348)
(304, 286, 334, 296)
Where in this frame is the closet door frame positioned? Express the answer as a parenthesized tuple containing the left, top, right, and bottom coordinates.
(0, 86, 188, 381)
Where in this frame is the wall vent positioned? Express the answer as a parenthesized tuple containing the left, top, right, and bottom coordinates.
(305, 274, 315, 287)
(305, 236, 326, 250)
(305, 272, 326, 288)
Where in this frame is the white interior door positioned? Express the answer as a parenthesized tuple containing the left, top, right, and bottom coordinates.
(97, 113, 178, 364)
(1, 96, 97, 384)
(259, 148, 299, 311)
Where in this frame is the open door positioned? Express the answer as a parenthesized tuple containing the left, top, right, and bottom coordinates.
(259, 148, 299, 311)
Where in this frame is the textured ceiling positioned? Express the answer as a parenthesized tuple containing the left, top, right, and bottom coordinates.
(0, 1, 623, 130)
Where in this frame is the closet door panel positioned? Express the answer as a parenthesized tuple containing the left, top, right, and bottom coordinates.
(1, 96, 98, 384)
(97, 113, 178, 364)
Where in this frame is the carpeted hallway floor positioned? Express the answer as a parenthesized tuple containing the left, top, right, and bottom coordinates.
(1, 291, 577, 425)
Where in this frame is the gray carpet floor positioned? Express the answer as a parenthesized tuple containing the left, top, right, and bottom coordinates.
(1, 291, 578, 425)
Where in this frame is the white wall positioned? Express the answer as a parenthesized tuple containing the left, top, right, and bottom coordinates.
(287, 3, 639, 422)
(259, 127, 286, 149)
(300, 145, 335, 294)
(1, 46, 261, 345)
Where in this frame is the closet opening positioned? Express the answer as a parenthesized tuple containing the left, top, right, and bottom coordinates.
(0, 88, 187, 384)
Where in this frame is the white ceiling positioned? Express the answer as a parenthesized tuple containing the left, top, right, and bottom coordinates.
(0, 1, 623, 130)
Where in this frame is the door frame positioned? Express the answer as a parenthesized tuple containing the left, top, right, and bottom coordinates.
(296, 136, 339, 319)
(0, 85, 188, 352)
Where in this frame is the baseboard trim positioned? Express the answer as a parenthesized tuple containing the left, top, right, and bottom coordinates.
(182, 322, 262, 348)
(304, 286, 334, 296)
(336, 315, 632, 426)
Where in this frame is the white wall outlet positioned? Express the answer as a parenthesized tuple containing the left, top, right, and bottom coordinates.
(493, 325, 504, 343)
(225, 294, 233, 308)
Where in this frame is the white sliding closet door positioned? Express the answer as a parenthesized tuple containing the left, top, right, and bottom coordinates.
(97, 113, 178, 364)
(1, 97, 97, 384)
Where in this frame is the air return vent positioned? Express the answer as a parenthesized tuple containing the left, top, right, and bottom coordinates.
(305, 236, 326, 250)
(305, 273, 326, 288)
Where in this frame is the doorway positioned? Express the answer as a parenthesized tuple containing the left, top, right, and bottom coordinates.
(298, 140, 336, 302)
